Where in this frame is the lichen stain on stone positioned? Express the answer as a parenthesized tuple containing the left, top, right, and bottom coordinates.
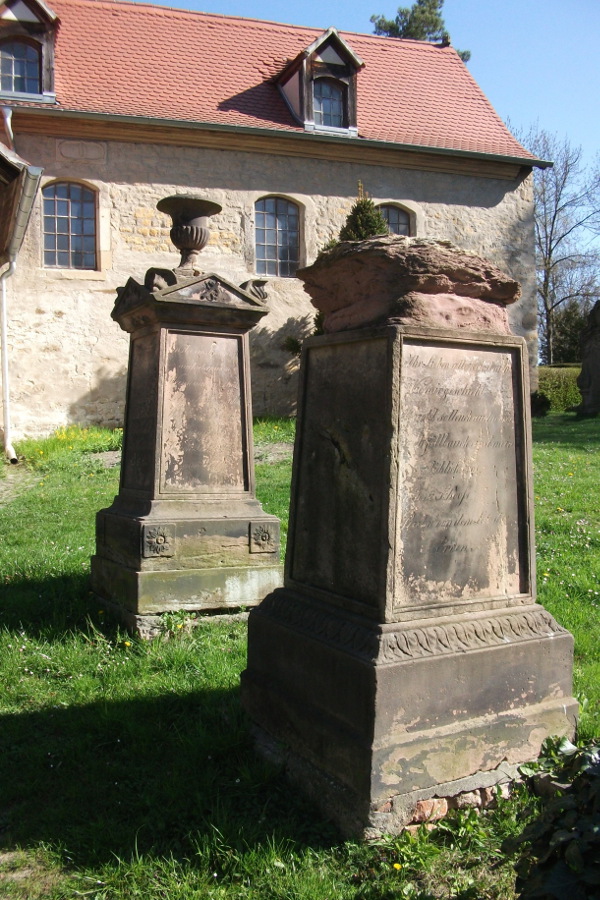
(380, 732, 509, 789)
(163, 363, 188, 485)
(178, 533, 250, 568)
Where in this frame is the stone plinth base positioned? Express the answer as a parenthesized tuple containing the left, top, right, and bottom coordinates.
(93, 595, 250, 639)
(91, 505, 282, 622)
(241, 590, 578, 837)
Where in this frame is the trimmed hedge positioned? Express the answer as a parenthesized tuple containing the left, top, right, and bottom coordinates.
(537, 366, 582, 412)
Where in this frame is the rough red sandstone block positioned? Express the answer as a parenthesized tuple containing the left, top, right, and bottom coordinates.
(298, 235, 521, 334)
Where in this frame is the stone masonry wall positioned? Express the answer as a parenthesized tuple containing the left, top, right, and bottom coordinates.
(1, 135, 536, 437)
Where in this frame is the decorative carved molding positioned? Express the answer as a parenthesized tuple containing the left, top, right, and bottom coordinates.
(378, 609, 566, 662)
(256, 594, 567, 662)
(197, 277, 232, 305)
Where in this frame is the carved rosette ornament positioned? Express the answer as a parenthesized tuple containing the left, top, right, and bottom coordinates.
(250, 523, 276, 553)
(142, 524, 175, 558)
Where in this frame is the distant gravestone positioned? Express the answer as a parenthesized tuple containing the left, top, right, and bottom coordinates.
(242, 236, 577, 837)
(577, 300, 600, 417)
(91, 196, 281, 636)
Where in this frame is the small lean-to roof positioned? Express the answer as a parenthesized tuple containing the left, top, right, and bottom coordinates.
(16, 0, 536, 162)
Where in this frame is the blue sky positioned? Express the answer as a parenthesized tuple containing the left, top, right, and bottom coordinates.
(134, 0, 598, 167)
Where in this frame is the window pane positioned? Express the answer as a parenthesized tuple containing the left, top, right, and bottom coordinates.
(254, 197, 300, 277)
(379, 205, 411, 236)
(0, 41, 40, 93)
(314, 79, 345, 128)
(42, 182, 97, 269)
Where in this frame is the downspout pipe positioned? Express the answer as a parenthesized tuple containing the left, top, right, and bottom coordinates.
(0, 120, 43, 462)
(1, 259, 18, 462)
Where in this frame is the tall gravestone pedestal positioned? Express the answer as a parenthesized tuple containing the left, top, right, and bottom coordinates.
(242, 237, 577, 837)
(576, 300, 600, 417)
(91, 197, 281, 635)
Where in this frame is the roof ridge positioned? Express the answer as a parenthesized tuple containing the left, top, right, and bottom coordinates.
(52, 0, 320, 31)
(52, 0, 460, 49)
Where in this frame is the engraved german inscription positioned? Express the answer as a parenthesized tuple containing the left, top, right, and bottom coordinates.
(396, 341, 523, 606)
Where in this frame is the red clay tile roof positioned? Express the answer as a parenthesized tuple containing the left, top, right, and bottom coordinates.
(23, 0, 535, 160)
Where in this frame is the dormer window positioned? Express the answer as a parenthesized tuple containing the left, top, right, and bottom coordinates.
(277, 27, 363, 137)
(0, 0, 57, 101)
(0, 39, 40, 94)
(313, 78, 346, 128)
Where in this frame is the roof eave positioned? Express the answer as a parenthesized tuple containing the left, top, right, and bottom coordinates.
(12, 106, 549, 169)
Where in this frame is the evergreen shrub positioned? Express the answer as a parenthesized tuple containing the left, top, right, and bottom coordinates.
(537, 366, 581, 412)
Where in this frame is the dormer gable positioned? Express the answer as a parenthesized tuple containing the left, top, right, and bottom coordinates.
(276, 27, 364, 137)
(0, 0, 58, 102)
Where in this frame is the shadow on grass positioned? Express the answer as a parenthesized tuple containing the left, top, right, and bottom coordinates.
(1, 687, 339, 868)
(0, 576, 339, 868)
(0, 573, 97, 642)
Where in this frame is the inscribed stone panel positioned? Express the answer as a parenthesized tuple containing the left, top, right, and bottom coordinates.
(160, 331, 246, 493)
(396, 339, 525, 608)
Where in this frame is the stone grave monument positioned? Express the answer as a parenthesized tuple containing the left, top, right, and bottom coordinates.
(576, 299, 600, 417)
(242, 236, 577, 836)
(91, 196, 281, 635)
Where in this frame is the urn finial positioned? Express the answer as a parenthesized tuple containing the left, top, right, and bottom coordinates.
(157, 194, 222, 274)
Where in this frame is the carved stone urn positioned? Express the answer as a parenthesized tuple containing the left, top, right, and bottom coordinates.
(156, 195, 222, 274)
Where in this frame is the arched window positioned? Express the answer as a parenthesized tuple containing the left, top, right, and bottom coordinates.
(0, 40, 41, 94)
(379, 205, 411, 236)
(255, 197, 300, 277)
(313, 78, 346, 128)
(42, 182, 97, 269)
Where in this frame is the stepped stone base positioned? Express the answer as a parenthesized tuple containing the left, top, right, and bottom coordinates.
(241, 591, 578, 837)
(91, 507, 282, 618)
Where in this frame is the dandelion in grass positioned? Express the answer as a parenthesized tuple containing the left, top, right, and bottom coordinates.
(393, 863, 402, 870)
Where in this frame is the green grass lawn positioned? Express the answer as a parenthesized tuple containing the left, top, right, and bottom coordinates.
(0, 414, 598, 899)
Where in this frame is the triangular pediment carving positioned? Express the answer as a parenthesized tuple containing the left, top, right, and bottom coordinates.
(158, 273, 268, 311)
(112, 272, 268, 333)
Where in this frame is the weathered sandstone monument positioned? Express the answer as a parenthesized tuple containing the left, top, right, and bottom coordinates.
(577, 300, 600, 417)
(242, 236, 577, 836)
(91, 196, 281, 635)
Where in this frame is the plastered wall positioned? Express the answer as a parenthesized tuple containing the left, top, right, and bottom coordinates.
(2, 135, 537, 436)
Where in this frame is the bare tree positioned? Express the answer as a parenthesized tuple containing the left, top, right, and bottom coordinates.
(523, 128, 600, 364)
